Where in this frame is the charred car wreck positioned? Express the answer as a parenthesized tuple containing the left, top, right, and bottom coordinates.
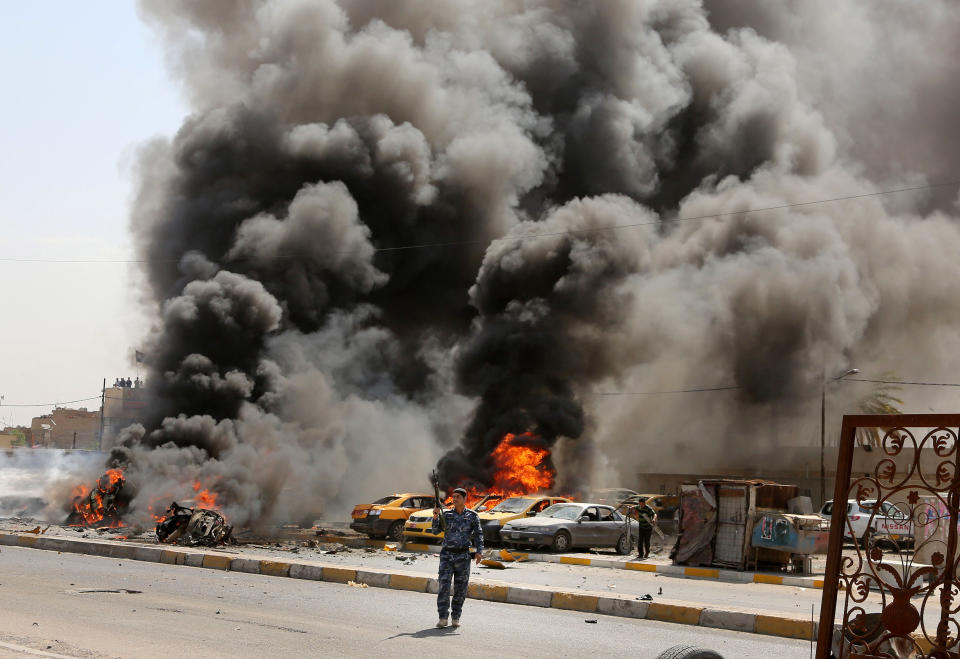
(65, 470, 127, 527)
(156, 502, 233, 547)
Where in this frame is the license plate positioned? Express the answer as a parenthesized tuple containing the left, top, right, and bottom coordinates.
(511, 532, 521, 539)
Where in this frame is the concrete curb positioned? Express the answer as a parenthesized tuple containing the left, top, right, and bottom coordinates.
(2, 530, 822, 642)
(382, 538, 825, 590)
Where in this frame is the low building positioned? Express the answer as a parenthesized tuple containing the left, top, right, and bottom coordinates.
(101, 384, 147, 442)
(30, 408, 100, 449)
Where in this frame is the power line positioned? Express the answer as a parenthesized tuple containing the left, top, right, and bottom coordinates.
(845, 378, 960, 387)
(591, 385, 740, 396)
(3, 374, 958, 409)
(1, 180, 956, 263)
(0, 396, 102, 408)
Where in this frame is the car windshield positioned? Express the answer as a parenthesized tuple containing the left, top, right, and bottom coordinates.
(371, 496, 398, 505)
(491, 497, 535, 513)
(540, 504, 584, 520)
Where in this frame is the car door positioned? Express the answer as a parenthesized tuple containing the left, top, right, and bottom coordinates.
(594, 506, 621, 546)
(574, 506, 603, 546)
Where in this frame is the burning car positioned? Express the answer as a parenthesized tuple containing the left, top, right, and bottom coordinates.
(155, 501, 233, 547)
(477, 495, 571, 544)
(349, 493, 437, 540)
(501, 502, 638, 553)
(65, 469, 127, 527)
(404, 493, 504, 543)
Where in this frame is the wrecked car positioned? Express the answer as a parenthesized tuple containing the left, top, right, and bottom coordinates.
(65, 470, 126, 527)
(156, 501, 233, 546)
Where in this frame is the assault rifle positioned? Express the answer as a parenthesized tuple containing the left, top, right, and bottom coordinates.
(430, 470, 447, 533)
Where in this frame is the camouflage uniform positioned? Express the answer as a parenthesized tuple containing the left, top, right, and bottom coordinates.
(431, 507, 484, 620)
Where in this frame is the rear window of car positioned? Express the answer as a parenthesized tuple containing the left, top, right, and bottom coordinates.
(372, 496, 399, 505)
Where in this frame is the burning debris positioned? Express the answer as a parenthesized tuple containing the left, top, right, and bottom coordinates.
(155, 502, 233, 547)
(65, 470, 127, 528)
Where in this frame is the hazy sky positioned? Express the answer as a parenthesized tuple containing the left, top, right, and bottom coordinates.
(0, 2, 186, 426)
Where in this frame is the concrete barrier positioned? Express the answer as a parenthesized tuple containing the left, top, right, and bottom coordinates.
(288, 564, 323, 580)
(260, 561, 291, 577)
(700, 608, 755, 633)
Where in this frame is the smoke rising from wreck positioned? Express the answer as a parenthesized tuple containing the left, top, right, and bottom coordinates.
(95, 0, 960, 528)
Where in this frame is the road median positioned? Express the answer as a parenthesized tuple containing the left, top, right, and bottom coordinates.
(1, 530, 820, 643)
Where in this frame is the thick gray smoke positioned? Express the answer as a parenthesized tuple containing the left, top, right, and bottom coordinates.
(102, 0, 960, 528)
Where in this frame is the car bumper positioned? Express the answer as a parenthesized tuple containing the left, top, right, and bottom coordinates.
(502, 532, 554, 546)
(350, 517, 393, 536)
(404, 523, 440, 541)
(482, 525, 503, 543)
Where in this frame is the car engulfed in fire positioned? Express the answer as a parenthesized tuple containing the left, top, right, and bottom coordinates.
(501, 502, 638, 553)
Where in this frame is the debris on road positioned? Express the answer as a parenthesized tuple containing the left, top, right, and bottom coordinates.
(155, 501, 233, 547)
(346, 580, 368, 588)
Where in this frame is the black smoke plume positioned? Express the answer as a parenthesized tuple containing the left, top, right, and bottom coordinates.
(80, 0, 960, 526)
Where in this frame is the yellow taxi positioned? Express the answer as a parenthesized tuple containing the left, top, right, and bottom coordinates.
(403, 494, 504, 543)
(478, 495, 571, 544)
(350, 493, 437, 540)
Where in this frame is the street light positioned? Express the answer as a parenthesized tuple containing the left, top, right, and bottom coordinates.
(820, 367, 859, 505)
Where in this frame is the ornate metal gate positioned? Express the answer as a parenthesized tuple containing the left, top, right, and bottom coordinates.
(817, 414, 960, 658)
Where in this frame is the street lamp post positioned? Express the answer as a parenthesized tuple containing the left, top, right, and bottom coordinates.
(820, 367, 859, 505)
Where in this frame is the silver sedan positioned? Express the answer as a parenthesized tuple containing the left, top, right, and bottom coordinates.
(500, 502, 638, 553)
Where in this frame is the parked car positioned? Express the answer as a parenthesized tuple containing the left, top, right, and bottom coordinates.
(818, 499, 913, 545)
(584, 488, 640, 506)
(478, 495, 571, 544)
(350, 493, 436, 540)
(633, 493, 680, 516)
(403, 494, 504, 543)
(501, 502, 639, 554)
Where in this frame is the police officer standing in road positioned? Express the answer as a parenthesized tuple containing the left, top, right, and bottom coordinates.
(431, 487, 484, 628)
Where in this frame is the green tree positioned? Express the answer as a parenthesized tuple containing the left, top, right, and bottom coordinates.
(856, 372, 904, 449)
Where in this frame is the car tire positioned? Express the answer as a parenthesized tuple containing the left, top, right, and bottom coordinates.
(615, 533, 631, 555)
(387, 520, 405, 541)
(655, 644, 724, 659)
(552, 530, 572, 553)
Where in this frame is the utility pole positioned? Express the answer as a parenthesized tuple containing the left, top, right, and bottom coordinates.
(98, 378, 106, 451)
(820, 368, 859, 506)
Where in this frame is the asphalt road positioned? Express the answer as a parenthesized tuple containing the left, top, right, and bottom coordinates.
(0, 546, 814, 658)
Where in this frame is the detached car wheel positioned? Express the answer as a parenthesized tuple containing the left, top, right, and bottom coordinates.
(387, 520, 405, 541)
(552, 530, 571, 553)
(655, 645, 724, 659)
(615, 533, 631, 555)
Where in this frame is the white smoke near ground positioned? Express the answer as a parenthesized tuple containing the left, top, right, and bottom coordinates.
(63, 0, 960, 528)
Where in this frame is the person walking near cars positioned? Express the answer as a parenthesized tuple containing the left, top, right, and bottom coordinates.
(635, 499, 657, 559)
(431, 487, 484, 628)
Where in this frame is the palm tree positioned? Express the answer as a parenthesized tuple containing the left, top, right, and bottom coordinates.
(856, 372, 904, 450)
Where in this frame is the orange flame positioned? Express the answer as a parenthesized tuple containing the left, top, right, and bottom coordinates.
(443, 432, 556, 508)
(489, 432, 555, 494)
(192, 482, 219, 509)
(68, 469, 125, 527)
